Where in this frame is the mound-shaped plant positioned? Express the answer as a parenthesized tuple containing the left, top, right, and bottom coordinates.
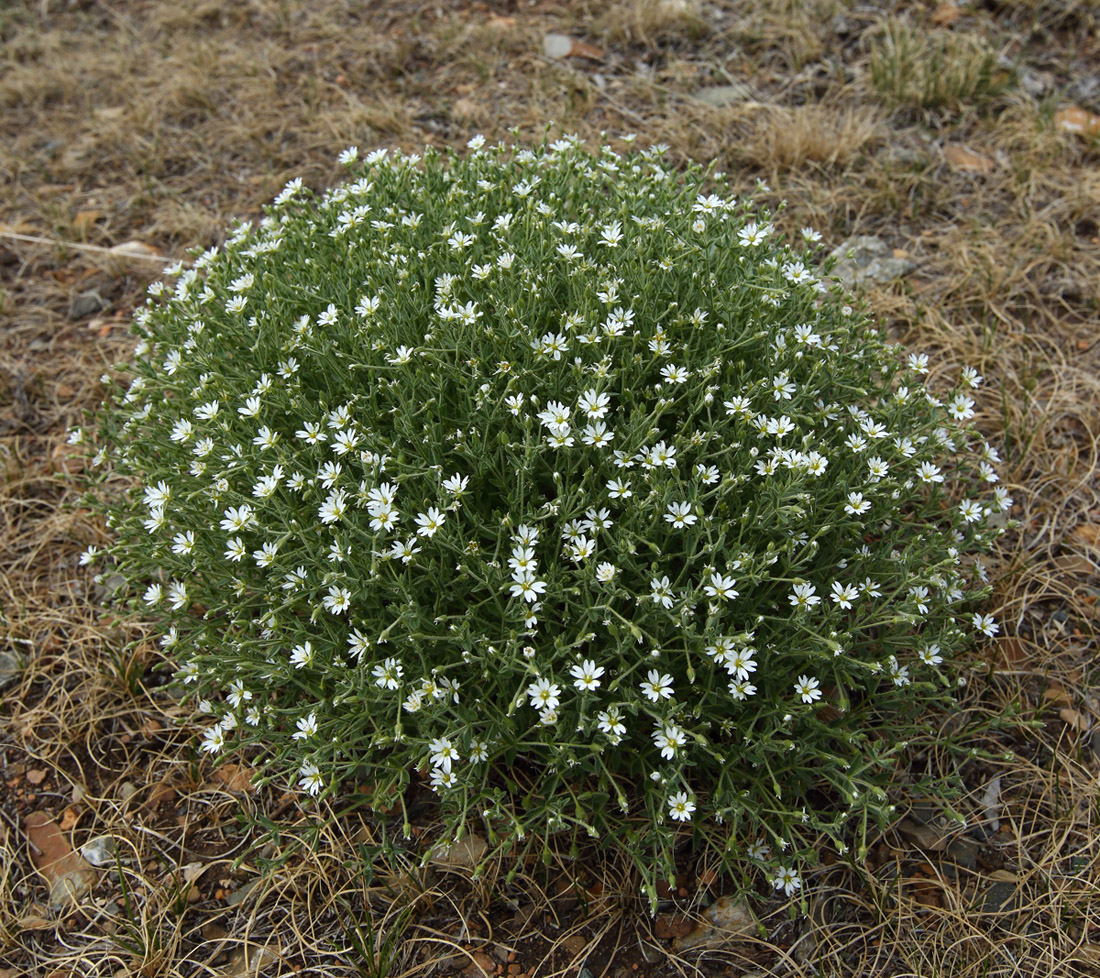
(80, 137, 1010, 904)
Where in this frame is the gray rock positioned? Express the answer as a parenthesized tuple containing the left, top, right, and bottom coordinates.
(0, 647, 25, 688)
(827, 235, 914, 287)
(80, 835, 117, 868)
(692, 83, 753, 107)
(49, 868, 96, 910)
(226, 879, 260, 907)
(979, 879, 1018, 913)
(70, 291, 109, 320)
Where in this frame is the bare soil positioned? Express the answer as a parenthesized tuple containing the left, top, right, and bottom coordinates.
(2, 1, 1099, 976)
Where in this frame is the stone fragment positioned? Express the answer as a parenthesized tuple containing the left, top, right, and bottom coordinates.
(217, 944, 280, 977)
(25, 812, 97, 911)
(827, 235, 914, 287)
(691, 83, 753, 107)
(80, 835, 117, 868)
(672, 895, 756, 950)
(429, 833, 488, 869)
(69, 291, 109, 319)
(542, 33, 604, 60)
(0, 647, 24, 688)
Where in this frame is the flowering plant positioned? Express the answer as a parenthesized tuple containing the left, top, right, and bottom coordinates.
(80, 136, 1010, 905)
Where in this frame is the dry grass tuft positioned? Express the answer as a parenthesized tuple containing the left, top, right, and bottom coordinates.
(731, 101, 886, 172)
(592, 0, 708, 50)
(869, 19, 1010, 112)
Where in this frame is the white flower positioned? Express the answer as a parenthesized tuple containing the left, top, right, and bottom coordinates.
(372, 656, 403, 689)
(599, 221, 623, 247)
(578, 389, 611, 419)
(509, 572, 547, 604)
(356, 294, 381, 317)
(650, 576, 674, 609)
(972, 613, 999, 637)
(570, 659, 605, 692)
(568, 536, 595, 562)
(514, 524, 540, 546)
(654, 723, 687, 760)
(170, 419, 194, 443)
(415, 507, 446, 538)
(508, 546, 537, 574)
(582, 421, 615, 448)
(959, 500, 984, 523)
(290, 641, 314, 669)
(144, 477, 173, 508)
(772, 867, 802, 897)
(389, 537, 422, 563)
(167, 580, 188, 610)
(916, 461, 943, 483)
(252, 425, 279, 450)
(771, 371, 797, 400)
(747, 838, 771, 861)
(887, 656, 910, 687)
(298, 761, 324, 796)
(607, 478, 632, 499)
(318, 489, 350, 525)
(844, 492, 871, 516)
(252, 541, 279, 567)
(794, 675, 822, 704)
(947, 393, 976, 421)
(292, 713, 319, 741)
(527, 677, 561, 712)
(443, 473, 469, 495)
(429, 737, 460, 773)
(640, 669, 674, 702)
(867, 456, 889, 480)
(220, 505, 255, 532)
(704, 572, 739, 601)
(595, 562, 617, 583)
(323, 584, 352, 615)
(830, 581, 859, 609)
(597, 708, 626, 740)
(430, 767, 458, 791)
(667, 791, 696, 821)
(347, 628, 372, 661)
(789, 582, 821, 610)
(918, 643, 944, 666)
(738, 221, 771, 246)
(664, 501, 698, 528)
(537, 401, 571, 429)
(200, 725, 227, 755)
(728, 678, 758, 700)
(226, 679, 251, 707)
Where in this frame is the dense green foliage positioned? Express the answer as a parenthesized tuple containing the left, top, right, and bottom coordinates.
(80, 137, 1009, 904)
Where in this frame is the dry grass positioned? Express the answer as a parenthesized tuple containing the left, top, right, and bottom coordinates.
(869, 19, 1009, 112)
(3, 0, 1100, 975)
(729, 101, 886, 172)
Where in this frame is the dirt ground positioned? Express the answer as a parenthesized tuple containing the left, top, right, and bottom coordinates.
(2, 1, 1099, 976)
